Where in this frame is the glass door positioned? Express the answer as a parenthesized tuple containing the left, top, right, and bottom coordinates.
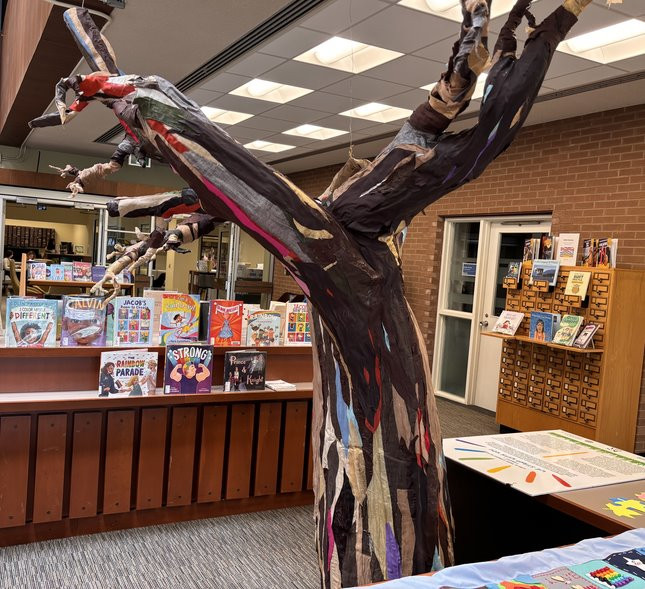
(433, 216, 551, 407)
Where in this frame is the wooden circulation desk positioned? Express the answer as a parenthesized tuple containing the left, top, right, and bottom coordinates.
(0, 346, 314, 546)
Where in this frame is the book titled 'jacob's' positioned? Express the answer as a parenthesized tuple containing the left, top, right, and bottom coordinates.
(552, 315, 585, 346)
(209, 300, 243, 346)
(61, 295, 107, 347)
(492, 311, 524, 336)
(5, 298, 57, 347)
(160, 293, 200, 345)
(113, 296, 155, 346)
(98, 350, 158, 398)
(223, 350, 267, 391)
(164, 344, 213, 394)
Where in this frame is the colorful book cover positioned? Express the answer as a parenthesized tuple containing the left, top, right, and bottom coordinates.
(573, 323, 600, 349)
(241, 304, 261, 345)
(555, 233, 579, 266)
(530, 260, 560, 286)
(98, 350, 158, 397)
(582, 238, 594, 267)
(61, 295, 107, 346)
(209, 300, 243, 346)
(492, 311, 524, 336)
(596, 237, 613, 268)
(505, 261, 521, 281)
(91, 266, 107, 282)
(529, 311, 559, 342)
(223, 350, 267, 391)
(269, 301, 287, 344)
(27, 262, 47, 280)
(246, 310, 281, 346)
(72, 261, 92, 281)
(113, 296, 154, 346)
(522, 239, 534, 262)
(164, 344, 213, 394)
(285, 301, 311, 345)
(62, 262, 73, 281)
(552, 314, 584, 346)
(539, 234, 554, 260)
(160, 293, 200, 344)
(143, 289, 175, 345)
(49, 264, 65, 281)
(564, 271, 591, 298)
(5, 298, 57, 347)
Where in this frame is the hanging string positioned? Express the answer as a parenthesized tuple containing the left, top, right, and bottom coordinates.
(347, 0, 354, 157)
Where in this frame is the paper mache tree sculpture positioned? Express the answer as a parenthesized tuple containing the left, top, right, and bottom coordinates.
(30, 1, 595, 586)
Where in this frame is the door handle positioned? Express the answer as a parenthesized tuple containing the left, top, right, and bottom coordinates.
(479, 320, 489, 328)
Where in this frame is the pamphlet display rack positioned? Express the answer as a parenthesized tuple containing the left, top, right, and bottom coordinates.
(490, 264, 645, 452)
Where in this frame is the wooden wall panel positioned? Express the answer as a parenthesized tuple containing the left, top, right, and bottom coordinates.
(0, 416, 31, 528)
(136, 408, 168, 510)
(68, 412, 102, 519)
(33, 414, 67, 523)
(166, 407, 198, 506)
(307, 435, 313, 491)
(226, 404, 255, 500)
(103, 410, 135, 515)
(254, 403, 281, 496)
(197, 405, 228, 503)
(281, 402, 308, 493)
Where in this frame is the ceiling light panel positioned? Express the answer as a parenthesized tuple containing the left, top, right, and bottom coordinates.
(398, 0, 528, 22)
(294, 37, 403, 73)
(282, 124, 348, 140)
(201, 107, 254, 125)
(230, 79, 313, 103)
(339, 102, 412, 123)
(244, 140, 295, 153)
(557, 19, 645, 64)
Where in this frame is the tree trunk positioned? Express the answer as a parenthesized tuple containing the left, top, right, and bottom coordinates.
(309, 242, 453, 588)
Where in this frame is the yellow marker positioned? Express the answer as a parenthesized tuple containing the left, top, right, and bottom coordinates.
(487, 465, 512, 474)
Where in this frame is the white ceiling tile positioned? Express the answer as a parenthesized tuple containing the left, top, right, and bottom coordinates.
(259, 60, 352, 89)
(412, 36, 455, 64)
(544, 52, 599, 79)
(299, 0, 390, 34)
(385, 88, 429, 110)
(362, 55, 443, 88)
(261, 104, 329, 123)
(348, 6, 459, 53)
(559, 2, 641, 37)
(206, 94, 276, 115)
(607, 53, 645, 73)
(288, 91, 357, 114)
(233, 116, 292, 133)
(200, 72, 251, 93)
(226, 53, 286, 77)
(186, 88, 223, 107)
(226, 127, 274, 141)
(546, 65, 628, 91)
(306, 114, 378, 132)
(264, 133, 316, 147)
(258, 28, 330, 59)
(321, 75, 412, 101)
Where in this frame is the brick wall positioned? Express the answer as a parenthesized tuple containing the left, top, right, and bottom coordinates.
(279, 103, 645, 451)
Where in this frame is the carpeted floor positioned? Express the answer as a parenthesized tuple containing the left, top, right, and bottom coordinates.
(0, 397, 497, 589)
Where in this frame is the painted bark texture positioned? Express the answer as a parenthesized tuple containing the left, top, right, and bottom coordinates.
(29, 1, 591, 586)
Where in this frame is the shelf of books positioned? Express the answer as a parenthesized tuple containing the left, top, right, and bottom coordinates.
(0, 291, 315, 546)
(491, 262, 645, 453)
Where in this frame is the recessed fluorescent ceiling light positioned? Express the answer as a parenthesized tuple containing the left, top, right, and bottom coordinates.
(200, 107, 254, 125)
(398, 0, 526, 22)
(230, 79, 312, 103)
(339, 102, 412, 123)
(558, 19, 645, 64)
(294, 37, 403, 73)
(420, 73, 487, 100)
(244, 140, 295, 153)
(283, 124, 348, 140)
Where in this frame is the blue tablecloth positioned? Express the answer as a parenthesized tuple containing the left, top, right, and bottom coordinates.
(354, 528, 645, 588)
